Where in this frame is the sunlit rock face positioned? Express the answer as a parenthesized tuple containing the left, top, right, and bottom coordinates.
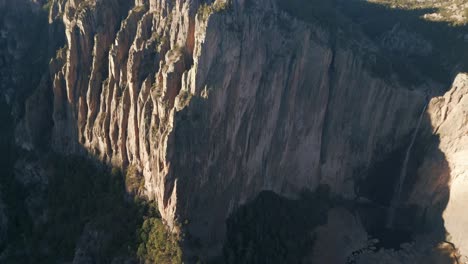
(8, 0, 465, 261)
(309, 74, 468, 264)
(46, 0, 432, 255)
(49, 0, 198, 232)
(413, 73, 468, 260)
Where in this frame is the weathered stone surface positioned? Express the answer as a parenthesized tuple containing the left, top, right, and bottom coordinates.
(44, 0, 460, 257)
(6, 0, 467, 262)
(412, 73, 468, 260)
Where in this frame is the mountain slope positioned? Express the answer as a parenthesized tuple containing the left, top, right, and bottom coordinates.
(2, 0, 467, 263)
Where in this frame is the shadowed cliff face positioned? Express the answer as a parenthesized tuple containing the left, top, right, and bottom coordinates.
(2, 0, 468, 263)
(0, 1, 54, 258)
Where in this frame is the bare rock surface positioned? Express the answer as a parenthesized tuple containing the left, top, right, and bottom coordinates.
(3, 0, 467, 262)
(417, 73, 468, 261)
(44, 0, 467, 259)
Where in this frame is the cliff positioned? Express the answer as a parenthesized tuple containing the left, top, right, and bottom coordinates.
(415, 73, 468, 263)
(48, 0, 430, 253)
(3, 0, 468, 262)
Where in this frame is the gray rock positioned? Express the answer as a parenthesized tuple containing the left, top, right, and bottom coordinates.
(9, 0, 467, 261)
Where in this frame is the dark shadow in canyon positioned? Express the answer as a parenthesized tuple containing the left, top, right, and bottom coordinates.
(355, 111, 451, 252)
(331, 1, 461, 259)
(335, 0, 468, 87)
(215, 112, 454, 263)
(212, 0, 462, 263)
(0, 3, 175, 263)
(0, 138, 181, 263)
(1, 0, 464, 263)
(218, 186, 332, 264)
(279, 0, 468, 90)
(0, 77, 147, 261)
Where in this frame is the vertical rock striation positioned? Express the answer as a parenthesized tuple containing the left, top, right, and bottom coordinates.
(50, 0, 206, 234)
(36, 0, 464, 260)
(45, 0, 434, 257)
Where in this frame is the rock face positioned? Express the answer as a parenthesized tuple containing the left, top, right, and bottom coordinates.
(0, 0, 52, 254)
(43, 0, 462, 257)
(308, 74, 468, 264)
(7, 0, 468, 261)
(49, 0, 201, 235)
(412, 73, 468, 261)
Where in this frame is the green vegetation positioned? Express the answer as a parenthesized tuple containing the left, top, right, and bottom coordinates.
(220, 186, 331, 263)
(42, 0, 53, 12)
(0, 154, 181, 263)
(198, 4, 212, 21)
(197, 1, 231, 22)
(125, 165, 145, 194)
(171, 45, 184, 57)
(132, 4, 148, 13)
(153, 81, 164, 97)
(55, 45, 68, 59)
(137, 218, 182, 263)
(213, 1, 230, 12)
(67, 0, 95, 16)
(0, 99, 28, 261)
(152, 32, 168, 52)
(43, 156, 132, 261)
(0, 3, 54, 260)
(178, 89, 193, 107)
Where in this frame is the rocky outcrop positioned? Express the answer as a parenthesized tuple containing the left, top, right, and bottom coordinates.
(49, 0, 202, 233)
(8, 0, 466, 261)
(411, 73, 468, 262)
(45, 0, 435, 257)
(309, 74, 468, 264)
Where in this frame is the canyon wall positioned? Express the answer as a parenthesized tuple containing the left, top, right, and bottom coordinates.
(8, 0, 466, 261)
(45, 0, 432, 256)
(411, 73, 468, 262)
